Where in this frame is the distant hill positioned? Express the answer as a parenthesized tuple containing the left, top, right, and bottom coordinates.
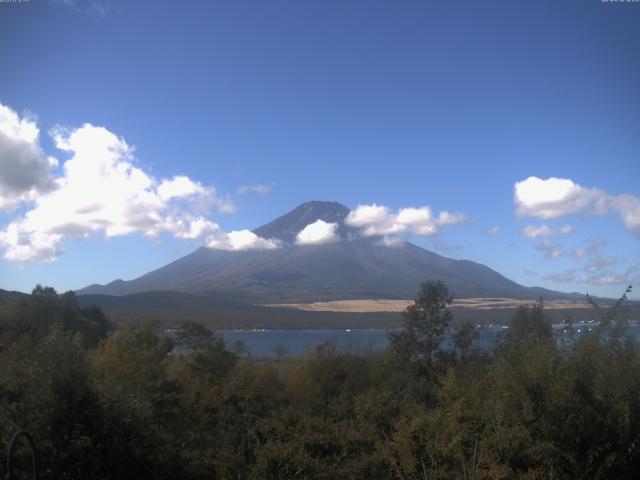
(77, 201, 582, 303)
(0, 289, 28, 303)
(75, 290, 403, 329)
(75, 290, 630, 330)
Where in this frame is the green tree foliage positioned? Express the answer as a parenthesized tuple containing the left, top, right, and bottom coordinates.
(389, 280, 453, 382)
(587, 285, 633, 327)
(452, 320, 479, 361)
(1, 283, 640, 479)
(0, 285, 110, 349)
(506, 300, 552, 345)
(174, 319, 237, 386)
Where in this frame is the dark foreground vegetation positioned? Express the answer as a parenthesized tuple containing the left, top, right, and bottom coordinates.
(1, 282, 639, 479)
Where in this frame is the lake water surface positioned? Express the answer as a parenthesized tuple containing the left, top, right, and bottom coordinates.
(216, 322, 640, 357)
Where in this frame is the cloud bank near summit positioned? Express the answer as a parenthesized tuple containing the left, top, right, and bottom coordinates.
(0, 101, 474, 261)
(345, 204, 469, 238)
(295, 219, 340, 245)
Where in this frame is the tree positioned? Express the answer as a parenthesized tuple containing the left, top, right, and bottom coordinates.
(587, 285, 633, 346)
(0, 285, 110, 348)
(176, 319, 214, 349)
(271, 344, 289, 362)
(452, 320, 479, 360)
(506, 300, 552, 345)
(389, 280, 453, 384)
(231, 339, 250, 358)
(173, 320, 237, 387)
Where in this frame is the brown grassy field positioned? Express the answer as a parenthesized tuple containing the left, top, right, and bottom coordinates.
(264, 298, 594, 313)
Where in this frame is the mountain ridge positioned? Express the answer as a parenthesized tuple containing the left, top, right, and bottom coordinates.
(77, 201, 582, 302)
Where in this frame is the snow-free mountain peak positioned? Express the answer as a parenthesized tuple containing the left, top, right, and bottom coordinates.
(77, 201, 578, 302)
(253, 201, 353, 243)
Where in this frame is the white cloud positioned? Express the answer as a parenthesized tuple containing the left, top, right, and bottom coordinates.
(397, 207, 438, 235)
(237, 184, 273, 195)
(378, 235, 405, 247)
(514, 176, 605, 219)
(0, 119, 239, 262)
(487, 226, 500, 235)
(514, 176, 640, 238)
(346, 204, 400, 236)
(0, 223, 63, 263)
(436, 211, 469, 226)
(0, 103, 56, 210)
(158, 176, 207, 201)
(345, 203, 468, 238)
(157, 175, 234, 214)
(163, 216, 220, 240)
(205, 229, 280, 251)
(295, 219, 340, 245)
(534, 239, 564, 259)
(521, 224, 574, 238)
(611, 194, 640, 236)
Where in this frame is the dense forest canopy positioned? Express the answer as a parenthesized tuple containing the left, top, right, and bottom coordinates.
(0, 282, 638, 479)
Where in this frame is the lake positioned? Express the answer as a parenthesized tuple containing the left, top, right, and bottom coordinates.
(214, 322, 640, 357)
(211, 323, 640, 357)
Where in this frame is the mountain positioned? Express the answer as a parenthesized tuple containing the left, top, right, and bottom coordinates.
(77, 201, 577, 302)
(253, 201, 356, 243)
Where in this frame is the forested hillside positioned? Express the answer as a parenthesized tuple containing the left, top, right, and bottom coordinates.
(1, 283, 639, 479)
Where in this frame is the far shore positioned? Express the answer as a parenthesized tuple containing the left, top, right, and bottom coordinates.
(264, 298, 595, 313)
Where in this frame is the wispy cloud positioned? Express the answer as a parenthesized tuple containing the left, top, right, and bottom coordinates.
(542, 261, 638, 287)
(487, 226, 500, 235)
(572, 237, 606, 258)
(237, 183, 273, 195)
(521, 224, 574, 238)
(50, 0, 109, 17)
(580, 264, 638, 286)
(534, 239, 564, 259)
(572, 248, 588, 258)
(585, 256, 617, 273)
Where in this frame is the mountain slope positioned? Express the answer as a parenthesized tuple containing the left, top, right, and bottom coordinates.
(77, 201, 576, 302)
(0, 289, 29, 303)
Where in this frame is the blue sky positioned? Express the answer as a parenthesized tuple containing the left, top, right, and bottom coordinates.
(0, 0, 638, 299)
